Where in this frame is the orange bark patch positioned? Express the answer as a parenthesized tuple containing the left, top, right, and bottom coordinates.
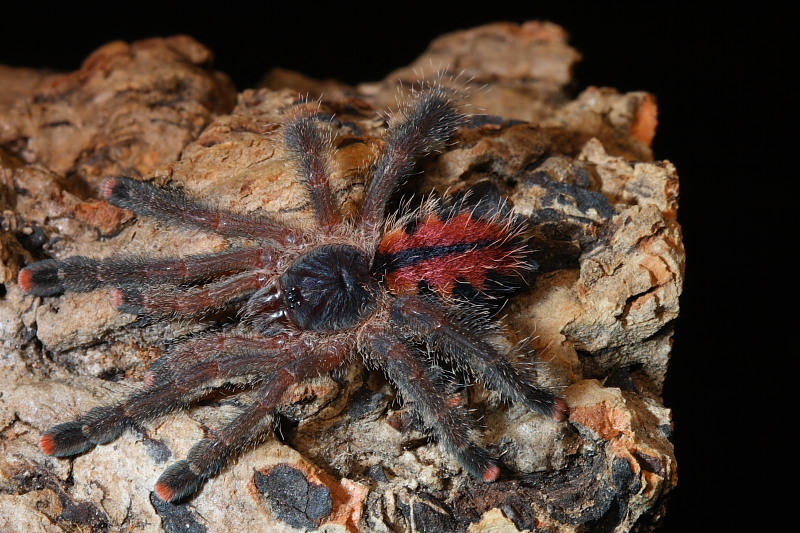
(631, 94, 658, 146)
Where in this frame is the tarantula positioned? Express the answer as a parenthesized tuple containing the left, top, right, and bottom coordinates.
(19, 85, 566, 502)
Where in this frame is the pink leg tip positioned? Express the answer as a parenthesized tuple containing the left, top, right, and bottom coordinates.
(551, 398, 569, 422)
(17, 268, 33, 294)
(109, 288, 126, 309)
(39, 433, 57, 456)
(154, 482, 176, 502)
(102, 177, 118, 200)
(482, 463, 501, 482)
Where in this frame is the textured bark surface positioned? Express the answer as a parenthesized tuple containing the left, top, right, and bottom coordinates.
(0, 22, 681, 533)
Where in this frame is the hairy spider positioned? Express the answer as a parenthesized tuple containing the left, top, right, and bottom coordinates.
(19, 85, 566, 502)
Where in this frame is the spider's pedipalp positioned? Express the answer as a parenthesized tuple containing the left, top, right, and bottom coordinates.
(360, 86, 465, 227)
(364, 326, 501, 482)
(241, 284, 287, 333)
(154, 405, 273, 502)
(104, 177, 298, 244)
(283, 114, 342, 228)
(392, 295, 566, 420)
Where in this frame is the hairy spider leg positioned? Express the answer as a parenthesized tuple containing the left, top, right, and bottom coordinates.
(153, 340, 350, 502)
(18, 248, 275, 297)
(111, 269, 266, 316)
(283, 114, 342, 228)
(393, 295, 567, 421)
(364, 326, 502, 482)
(104, 177, 299, 245)
(359, 86, 465, 228)
(143, 333, 312, 388)
(39, 334, 312, 457)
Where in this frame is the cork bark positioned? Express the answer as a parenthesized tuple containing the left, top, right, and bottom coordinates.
(0, 22, 681, 533)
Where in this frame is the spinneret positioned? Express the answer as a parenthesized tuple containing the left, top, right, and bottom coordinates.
(20, 85, 566, 502)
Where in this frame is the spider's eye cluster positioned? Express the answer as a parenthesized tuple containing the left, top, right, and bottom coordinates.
(284, 287, 301, 309)
(280, 244, 379, 331)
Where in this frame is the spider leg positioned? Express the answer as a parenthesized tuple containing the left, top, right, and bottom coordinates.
(359, 86, 465, 228)
(363, 326, 502, 482)
(111, 270, 266, 316)
(18, 248, 275, 297)
(283, 114, 342, 228)
(104, 177, 298, 245)
(392, 295, 567, 420)
(154, 339, 349, 502)
(143, 332, 309, 389)
(38, 334, 335, 460)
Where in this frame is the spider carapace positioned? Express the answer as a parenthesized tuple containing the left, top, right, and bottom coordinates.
(19, 85, 567, 502)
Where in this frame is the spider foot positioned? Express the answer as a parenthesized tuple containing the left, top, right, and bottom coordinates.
(39, 422, 95, 457)
(18, 257, 102, 296)
(457, 444, 503, 482)
(39, 404, 127, 457)
(517, 385, 569, 422)
(154, 460, 205, 503)
(550, 397, 569, 422)
(18, 260, 61, 296)
(155, 437, 236, 502)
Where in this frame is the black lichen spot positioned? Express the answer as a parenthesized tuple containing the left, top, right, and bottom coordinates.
(524, 172, 616, 220)
(255, 464, 333, 529)
(397, 491, 461, 533)
(367, 464, 389, 483)
(632, 450, 665, 477)
(150, 493, 208, 533)
(60, 500, 111, 533)
(142, 434, 173, 464)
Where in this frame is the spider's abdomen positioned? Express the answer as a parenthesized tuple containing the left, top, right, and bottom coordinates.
(281, 244, 379, 331)
(375, 208, 529, 299)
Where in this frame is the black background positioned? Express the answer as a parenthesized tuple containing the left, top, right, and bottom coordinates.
(1, 2, 780, 531)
